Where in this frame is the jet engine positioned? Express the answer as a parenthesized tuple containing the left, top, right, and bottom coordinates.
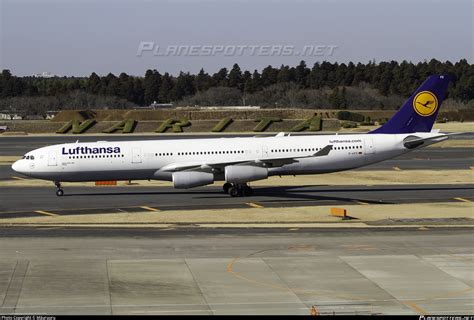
(225, 165, 268, 183)
(172, 171, 214, 189)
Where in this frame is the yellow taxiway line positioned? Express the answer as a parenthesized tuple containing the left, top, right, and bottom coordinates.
(140, 206, 160, 212)
(11, 176, 26, 180)
(246, 202, 264, 209)
(34, 210, 58, 217)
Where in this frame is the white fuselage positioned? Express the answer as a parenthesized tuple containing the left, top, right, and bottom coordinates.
(12, 132, 439, 184)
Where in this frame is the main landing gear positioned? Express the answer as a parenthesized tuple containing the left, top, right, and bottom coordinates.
(223, 182, 253, 197)
(54, 181, 64, 197)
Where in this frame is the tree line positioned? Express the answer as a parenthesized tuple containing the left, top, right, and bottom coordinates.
(0, 59, 472, 115)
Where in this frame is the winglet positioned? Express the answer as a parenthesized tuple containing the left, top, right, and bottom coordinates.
(313, 145, 333, 157)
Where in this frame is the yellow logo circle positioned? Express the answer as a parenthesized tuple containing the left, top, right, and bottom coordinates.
(413, 91, 438, 117)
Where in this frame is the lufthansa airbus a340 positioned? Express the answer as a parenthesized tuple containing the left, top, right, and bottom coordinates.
(12, 75, 456, 197)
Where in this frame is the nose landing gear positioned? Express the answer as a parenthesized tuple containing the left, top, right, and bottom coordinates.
(225, 183, 253, 197)
(54, 181, 64, 196)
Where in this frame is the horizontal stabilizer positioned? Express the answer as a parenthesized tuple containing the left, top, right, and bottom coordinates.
(403, 134, 448, 149)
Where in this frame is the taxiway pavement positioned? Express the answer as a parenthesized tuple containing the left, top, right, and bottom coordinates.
(0, 227, 472, 315)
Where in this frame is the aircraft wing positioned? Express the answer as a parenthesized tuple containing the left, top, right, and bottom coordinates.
(160, 145, 333, 172)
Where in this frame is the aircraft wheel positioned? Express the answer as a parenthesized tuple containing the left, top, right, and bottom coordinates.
(56, 189, 64, 197)
(229, 187, 241, 197)
(223, 182, 232, 193)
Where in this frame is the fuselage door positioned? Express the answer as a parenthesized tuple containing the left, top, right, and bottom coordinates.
(132, 147, 142, 163)
(364, 137, 376, 154)
(48, 151, 58, 166)
(262, 145, 269, 158)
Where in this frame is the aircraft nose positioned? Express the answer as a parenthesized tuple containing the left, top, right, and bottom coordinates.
(12, 160, 24, 173)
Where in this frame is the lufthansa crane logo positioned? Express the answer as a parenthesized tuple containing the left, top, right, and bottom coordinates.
(413, 91, 438, 116)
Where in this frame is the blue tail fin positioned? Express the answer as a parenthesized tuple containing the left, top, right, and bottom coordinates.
(370, 75, 452, 134)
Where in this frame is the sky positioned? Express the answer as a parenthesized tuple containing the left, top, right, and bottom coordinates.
(1, 0, 472, 77)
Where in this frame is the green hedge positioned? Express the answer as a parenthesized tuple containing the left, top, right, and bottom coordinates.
(155, 118, 191, 133)
(56, 119, 96, 134)
(253, 117, 281, 132)
(211, 117, 233, 132)
(290, 115, 322, 132)
(341, 121, 358, 128)
(336, 111, 365, 123)
(102, 119, 136, 133)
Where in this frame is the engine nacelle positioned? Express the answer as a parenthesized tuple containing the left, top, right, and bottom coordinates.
(172, 171, 214, 189)
(225, 165, 268, 183)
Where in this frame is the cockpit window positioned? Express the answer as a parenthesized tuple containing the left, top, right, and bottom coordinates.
(30, 155, 35, 160)
(22, 155, 34, 160)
